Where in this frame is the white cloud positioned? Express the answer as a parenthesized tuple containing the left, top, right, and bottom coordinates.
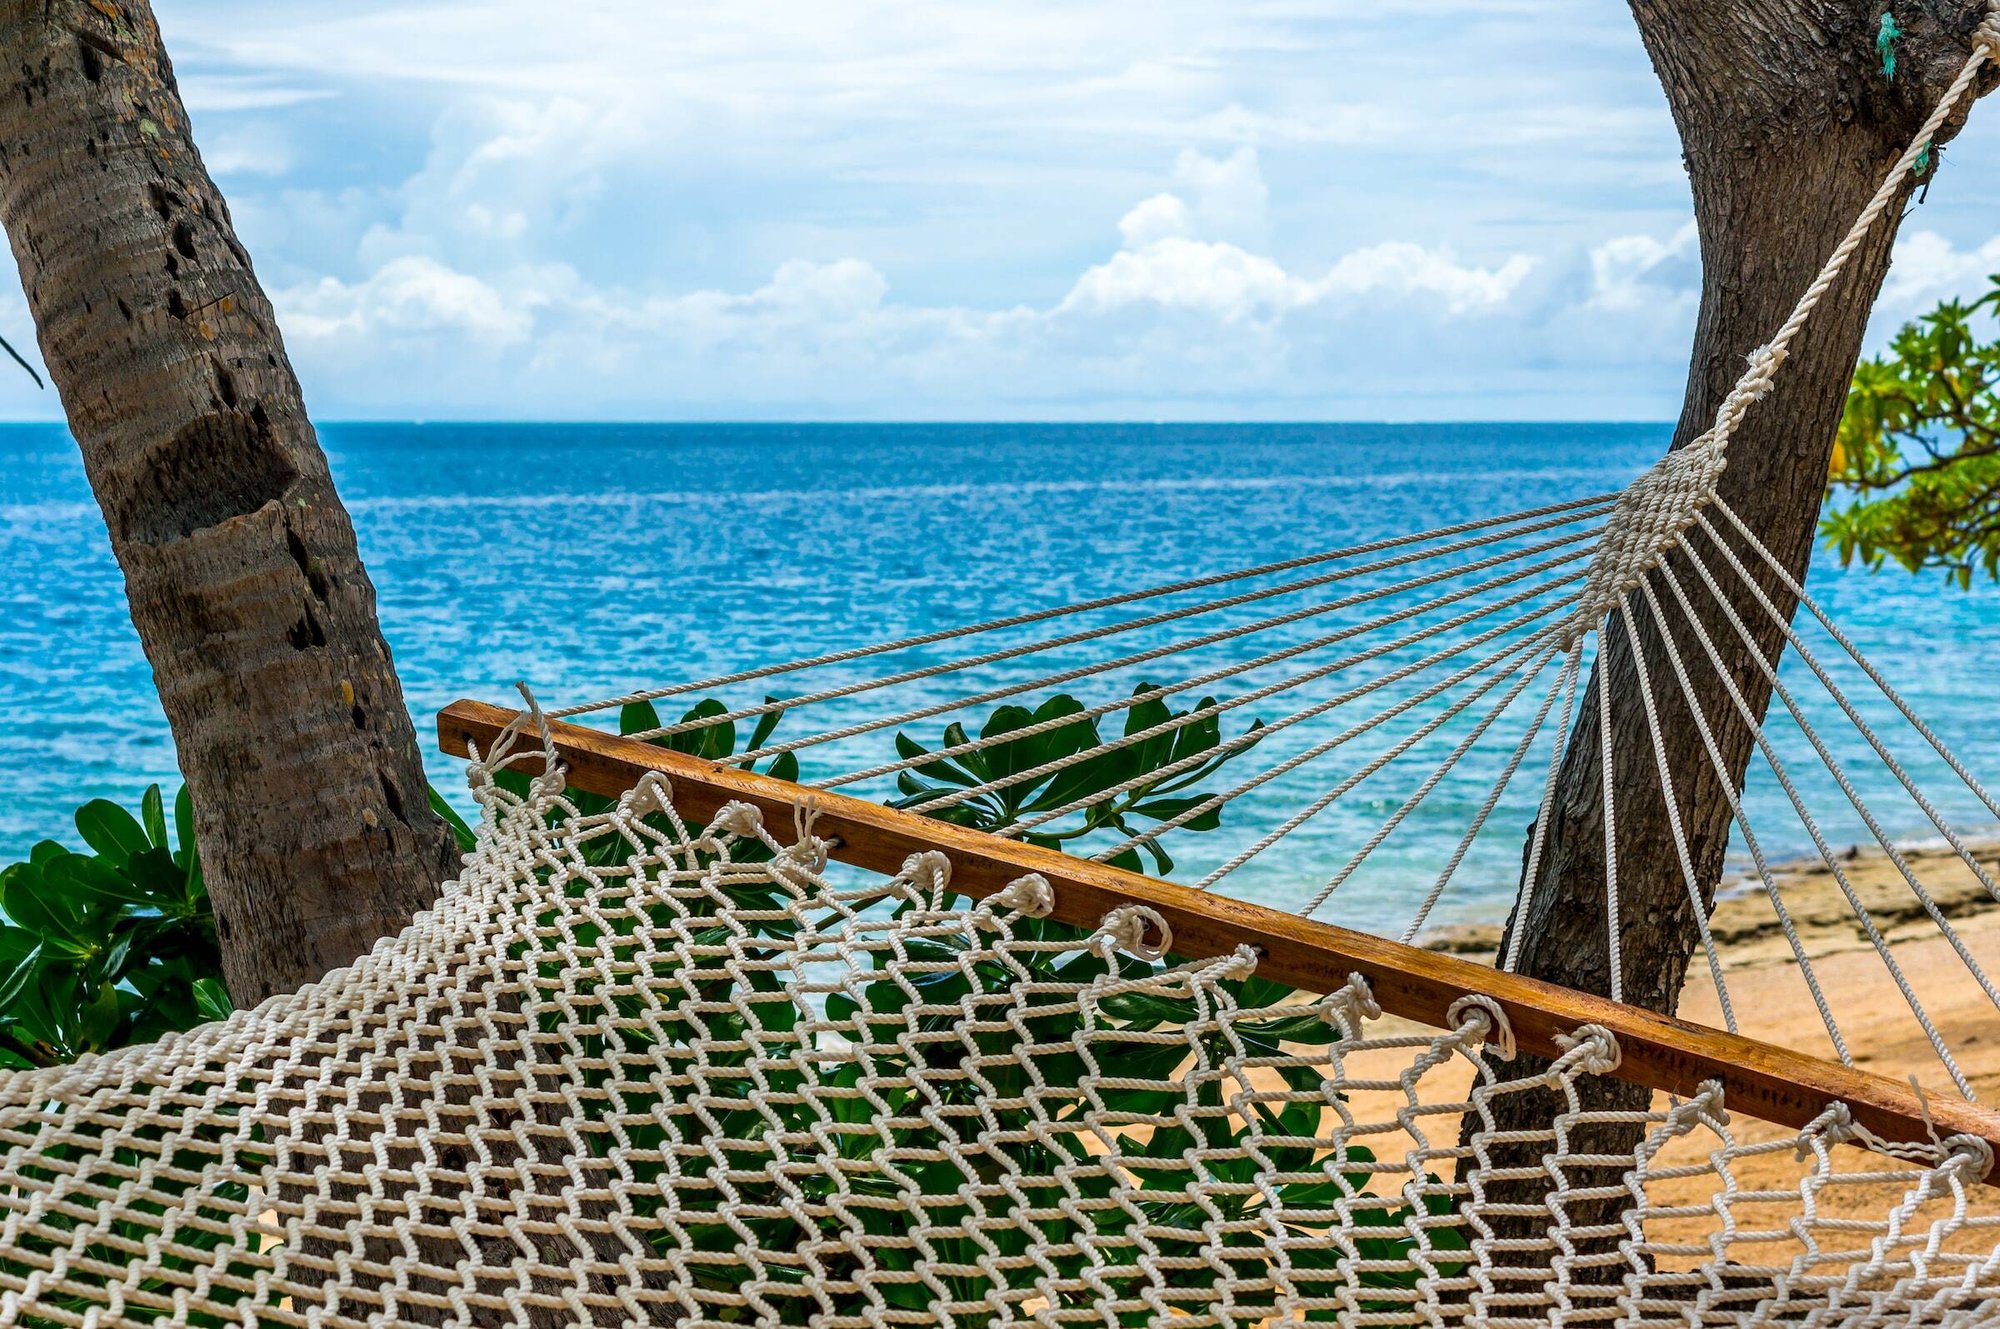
(1063, 238, 1298, 321)
(1170, 147, 1269, 242)
(1587, 222, 1698, 312)
(1061, 235, 1532, 323)
(1878, 230, 2000, 323)
(1316, 243, 1536, 315)
(260, 163, 1584, 421)
(1117, 194, 1196, 248)
(279, 255, 536, 346)
(1077, 147, 1531, 325)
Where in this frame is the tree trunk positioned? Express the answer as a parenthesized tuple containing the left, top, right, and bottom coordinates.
(1467, 0, 1998, 1276)
(0, 0, 455, 1004)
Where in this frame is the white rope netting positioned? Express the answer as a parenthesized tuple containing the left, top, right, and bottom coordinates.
(3, 761, 1995, 1328)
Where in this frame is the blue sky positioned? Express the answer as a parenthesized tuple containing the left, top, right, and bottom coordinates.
(3, 0, 1999, 421)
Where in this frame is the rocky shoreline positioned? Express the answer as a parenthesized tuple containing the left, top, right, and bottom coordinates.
(1417, 834, 2000, 968)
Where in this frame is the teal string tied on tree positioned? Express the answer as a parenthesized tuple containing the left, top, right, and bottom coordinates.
(1878, 9, 1902, 80)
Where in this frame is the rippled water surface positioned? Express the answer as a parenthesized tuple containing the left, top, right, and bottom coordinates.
(7, 422, 1998, 935)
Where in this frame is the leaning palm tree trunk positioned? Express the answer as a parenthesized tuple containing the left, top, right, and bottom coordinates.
(0, 0, 456, 1004)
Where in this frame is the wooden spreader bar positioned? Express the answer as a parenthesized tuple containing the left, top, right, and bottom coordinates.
(440, 698, 2000, 1183)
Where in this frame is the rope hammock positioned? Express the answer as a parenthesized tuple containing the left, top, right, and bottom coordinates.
(9, 17, 2000, 1329)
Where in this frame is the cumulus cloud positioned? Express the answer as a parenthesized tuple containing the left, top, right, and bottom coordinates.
(263, 158, 1589, 420)
(1169, 147, 1270, 243)
(281, 255, 537, 346)
(1319, 244, 1535, 314)
(1878, 230, 2000, 324)
(0, 0, 1972, 424)
(1071, 150, 1531, 325)
(1064, 239, 1294, 320)
(1587, 222, 1698, 312)
(1063, 236, 1531, 322)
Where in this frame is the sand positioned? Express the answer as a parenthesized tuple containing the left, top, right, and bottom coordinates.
(1415, 838, 2000, 1096)
(1383, 837, 2000, 1230)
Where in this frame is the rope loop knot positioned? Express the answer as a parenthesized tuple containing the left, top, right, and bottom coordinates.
(1976, 10, 2000, 56)
(1554, 1023, 1623, 1077)
(1097, 905, 1172, 962)
(1814, 1100, 1858, 1153)
(779, 799, 831, 875)
(1322, 973, 1382, 1036)
(1942, 1134, 1997, 1181)
(709, 800, 765, 840)
(1446, 993, 1517, 1061)
(900, 850, 953, 903)
(991, 873, 1055, 919)
(623, 773, 675, 821)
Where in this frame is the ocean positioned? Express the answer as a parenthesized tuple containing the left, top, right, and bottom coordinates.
(7, 421, 2000, 936)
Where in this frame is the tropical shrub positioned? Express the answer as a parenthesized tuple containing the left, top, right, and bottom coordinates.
(0, 785, 227, 1068)
(889, 683, 1262, 873)
(1825, 273, 2000, 585)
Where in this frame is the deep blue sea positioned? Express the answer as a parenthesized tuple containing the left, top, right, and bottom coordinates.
(7, 422, 2000, 936)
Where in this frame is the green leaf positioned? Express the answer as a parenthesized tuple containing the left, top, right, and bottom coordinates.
(894, 731, 977, 787)
(620, 699, 663, 737)
(75, 799, 151, 867)
(123, 846, 189, 905)
(78, 981, 122, 1051)
(173, 784, 196, 861)
(192, 977, 233, 1023)
(673, 698, 736, 761)
(3, 857, 94, 946)
(747, 698, 787, 754)
(428, 785, 478, 854)
(0, 935, 42, 1011)
(140, 785, 169, 850)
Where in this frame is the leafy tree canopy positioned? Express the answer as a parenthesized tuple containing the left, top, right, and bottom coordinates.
(1824, 275, 2000, 587)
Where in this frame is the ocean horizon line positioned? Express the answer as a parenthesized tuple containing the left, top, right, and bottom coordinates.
(0, 416, 1683, 430)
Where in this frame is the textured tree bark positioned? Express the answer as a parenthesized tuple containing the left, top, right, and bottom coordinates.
(0, 1, 456, 1003)
(1467, 0, 1999, 1272)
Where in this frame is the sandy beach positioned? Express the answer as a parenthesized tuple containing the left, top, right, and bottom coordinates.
(1417, 837, 2000, 1096)
(1392, 837, 2000, 1238)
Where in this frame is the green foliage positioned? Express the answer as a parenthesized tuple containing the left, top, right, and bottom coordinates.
(0, 785, 223, 1067)
(889, 683, 1262, 875)
(486, 695, 800, 869)
(2, 774, 469, 1068)
(0, 1101, 269, 1328)
(1824, 275, 2000, 587)
(619, 695, 800, 782)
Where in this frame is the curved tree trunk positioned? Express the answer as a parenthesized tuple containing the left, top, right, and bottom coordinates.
(1467, 0, 1998, 1273)
(0, 0, 455, 1003)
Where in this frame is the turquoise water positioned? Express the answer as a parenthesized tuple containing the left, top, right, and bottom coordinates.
(7, 422, 2000, 934)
